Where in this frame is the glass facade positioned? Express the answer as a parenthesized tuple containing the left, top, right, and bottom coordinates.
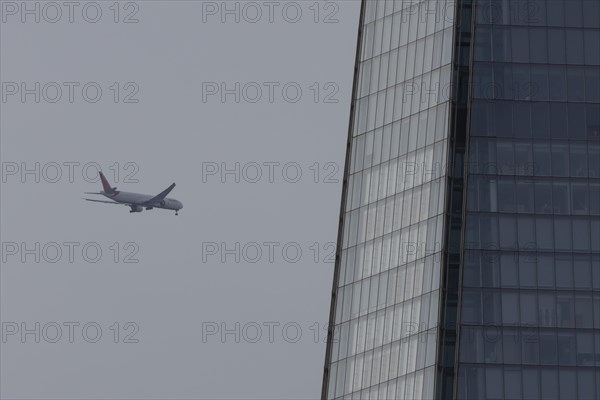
(324, 0, 600, 399)
(457, 0, 600, 399)
(324, 1, 456, 399)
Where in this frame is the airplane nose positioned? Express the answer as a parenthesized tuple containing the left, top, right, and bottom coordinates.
(177, 200, 183, 209)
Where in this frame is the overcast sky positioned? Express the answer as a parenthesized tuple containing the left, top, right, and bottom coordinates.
(0, 1, 361, 398)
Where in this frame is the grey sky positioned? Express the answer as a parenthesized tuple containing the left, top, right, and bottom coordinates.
(0, 1, 361, 398)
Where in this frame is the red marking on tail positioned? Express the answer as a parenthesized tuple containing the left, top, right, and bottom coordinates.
(99, 171, 112, 193)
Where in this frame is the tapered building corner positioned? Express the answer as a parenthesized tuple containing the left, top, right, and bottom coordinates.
(323, 0, 600, 399)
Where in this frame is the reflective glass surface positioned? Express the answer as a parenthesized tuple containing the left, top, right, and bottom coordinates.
(457, 0, 600, 398)
(326, 1, 457, 398)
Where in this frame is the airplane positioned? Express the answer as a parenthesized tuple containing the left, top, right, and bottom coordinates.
(83, 171, 183, 215)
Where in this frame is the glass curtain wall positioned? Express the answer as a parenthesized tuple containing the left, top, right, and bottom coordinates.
(458, 0, 600, 399)
(325, 1, 457, 398)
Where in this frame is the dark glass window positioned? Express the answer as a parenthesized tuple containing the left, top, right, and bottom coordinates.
(535, 217, 554, 251)
(566, 30, 585, 65)
(572, 218, 591, 251)
(483, 291, 503, 324)
(540, 368, 559, 400)
(497, 141, 515, 174)
(577, 369, 596, 398)
(555, 255, 574, 289)
(554, 217, 572, 250)
(566, 66, 586, 102)
(515, 181, 534, 213)
(518, 254, 537, 287)
(576, 332, 594, 366)
(534, 182, 553, 213)
(498, 180, 516, 212)
(502, 328, 522, 363)
(512, 64, 531, 100)
(538, 330, 558, 364)
(557, 293, 575, 327)
(557, 332, 577, 365)
(551, 144, 570, 177)
(552, 182, 570, 214)
(586, 67, 600, 102)
(564, 0, 583, 28)
(500, 254, 518, 287)
(549, 103, 568, 138)
(512, 102, 531, 137)
(476, 26, 492, 61)
(568, 104, 587, 139)
(538, 291, 557, 324)
(511, 27, 530, 63)
(575, 294, 594, 329)
(530, 103, 549, 138)
(495, 103, 513, 137)
(573, 256, 592, 289)
(499, 216, 517, 249)
(530, 65, 548, 101)
(547, 29, 566, 64)
(522, 369, 540, 399)
(492, 26, 512, 63)
(486, 367, 504, 398)
(503, 367, 522, 399)
(584, 30, 600, 65)
(462, 289, 482, 324)
(569, 144, 588, 177)
(586, 104, 600, 138)
(546, 0, 564, 26)
(529, 28, 548, 63)
(559, 368, 577, 399)
(548, 66, 567, 101)
(590, 185, 600, 215)
(582, 0, 600, 29)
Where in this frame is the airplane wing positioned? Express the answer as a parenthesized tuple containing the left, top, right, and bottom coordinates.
(83, 198, 128, 206)
(143, 183, 176, 206)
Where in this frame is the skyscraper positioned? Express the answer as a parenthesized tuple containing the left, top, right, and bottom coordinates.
(322, 1, 600, 399)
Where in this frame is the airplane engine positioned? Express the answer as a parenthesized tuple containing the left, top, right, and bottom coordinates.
(159, 200, 166, 207)
(129, 205, 143, 213)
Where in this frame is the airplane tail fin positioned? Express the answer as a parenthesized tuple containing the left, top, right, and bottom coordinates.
(99, 171, 117, 194)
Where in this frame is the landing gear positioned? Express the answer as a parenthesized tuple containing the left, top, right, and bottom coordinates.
(175, 210, 179, 216)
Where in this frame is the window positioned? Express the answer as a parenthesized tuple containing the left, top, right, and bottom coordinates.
(515, 181, 534, 213)
(511, 27, 530, 63)
(548, 66, 567, 101)
(535, 216, 554, 251)
(538, 331, 558, 364)
(539, 292, 557, 325)
(566, 30, 585, 65)
(568, 104, 586, 139)
(531, 103, 549, 138)
(498, 179, 516, 212)
(532, 145, 551, 177)
(555, 255, 573, 289)
(549, 103, 568, 138)
(512, 102, 531, 137)
(557, 332, 577, 365)
(551, 144, 569, 177)
(567, 66, 585, 102)
(529, 28, 548, 63)
(547, 29, 566, 64)
(552, 182, 570, 214)
(534, 182, 552, 213)
(554, 217, 572, 251)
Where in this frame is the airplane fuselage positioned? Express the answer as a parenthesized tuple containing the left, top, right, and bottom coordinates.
(103, 191, 183, 211)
